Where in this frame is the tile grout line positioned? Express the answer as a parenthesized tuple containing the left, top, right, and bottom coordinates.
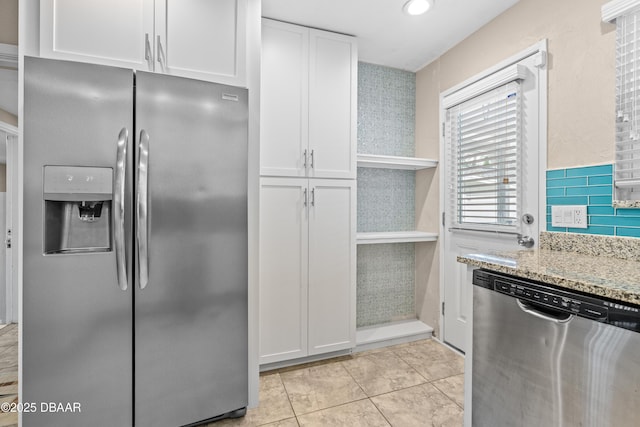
(430, 378, 464, 410)
(336, 354, 395, 424)
(274, 372, 300, 425)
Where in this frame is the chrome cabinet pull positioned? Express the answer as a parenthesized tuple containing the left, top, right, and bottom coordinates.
(137, 130, 150, 290)
(156, 35, 166, 71)
(114, 128, 129, 291)
(303, 149, 308, 169)
(144, 33, 153, 67)
(303, 188, 308, 206)
(311, 188, 315, 206)
(310, 149, 315, 168)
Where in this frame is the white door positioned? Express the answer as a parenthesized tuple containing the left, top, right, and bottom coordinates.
(442, 49, 545, 352)
(308, 30, 357, 179)
(259, 177, 309, 364)
(260, 19, 309, 177)
(5, 132, 17, 323)
(0, 126, 17, 324)
(307, 179, 356, 354)
(155, 0, 247, 86)
(40, 0, 155, 70)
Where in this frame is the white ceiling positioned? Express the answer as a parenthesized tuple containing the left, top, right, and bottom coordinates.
(262, 0, 520, 72)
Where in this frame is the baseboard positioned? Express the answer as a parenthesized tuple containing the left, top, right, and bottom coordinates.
(354, 319, 434, 353)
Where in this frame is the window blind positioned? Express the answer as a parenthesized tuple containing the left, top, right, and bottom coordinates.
(446, 81, 522, 232)
(615, 6, 640, 201)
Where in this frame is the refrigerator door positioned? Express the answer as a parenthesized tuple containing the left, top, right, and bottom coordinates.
(23, 57, 134, 426)
(134, 72, 248, 426)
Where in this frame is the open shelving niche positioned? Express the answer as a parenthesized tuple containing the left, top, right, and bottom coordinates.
(355, 153, 440, 350)
(356, 153, 439, 245)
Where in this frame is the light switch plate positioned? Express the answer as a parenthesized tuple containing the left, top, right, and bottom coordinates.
(551, 205, 588, 228)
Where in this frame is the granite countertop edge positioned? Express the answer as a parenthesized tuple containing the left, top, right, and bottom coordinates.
(457, 251, 640, 306)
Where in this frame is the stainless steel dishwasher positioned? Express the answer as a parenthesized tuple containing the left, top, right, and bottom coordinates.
(472, 269, 640, 427)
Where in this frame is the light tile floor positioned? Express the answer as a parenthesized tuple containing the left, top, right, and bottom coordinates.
(213, 339, 464, 427)
(0, 324, 18, 427)
(3, 328, 462, 427)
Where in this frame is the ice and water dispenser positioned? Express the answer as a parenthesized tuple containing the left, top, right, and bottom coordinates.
(43, 166, 113, 254)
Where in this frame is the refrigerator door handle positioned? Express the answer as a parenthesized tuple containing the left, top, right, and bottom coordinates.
(114, 128, 129, 291)
(137, 129, 150, 290)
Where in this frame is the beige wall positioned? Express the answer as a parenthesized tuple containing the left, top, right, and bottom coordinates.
(0, 0, 18, 45)
(0, 164, 6, 192)
(0, 0, 18, 126)
(415, 0, 615, 335)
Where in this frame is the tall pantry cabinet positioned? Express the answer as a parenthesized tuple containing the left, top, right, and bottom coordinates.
(259, 19, 357, 365)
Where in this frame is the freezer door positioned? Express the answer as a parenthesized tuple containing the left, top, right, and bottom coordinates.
(134, 72, 248, 427)
(23, 57, 134, 426)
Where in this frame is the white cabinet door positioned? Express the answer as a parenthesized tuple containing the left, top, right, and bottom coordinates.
(40, 0, 247, 86)
(260, 19, 309, 177)
(308, 30, 357, 179)
(259, 178, 309, 364)
(40, 0, 155, 70)
(307, 179, 356, 354)
(155, 0, 247, 86)
(260, 20, 356, 179)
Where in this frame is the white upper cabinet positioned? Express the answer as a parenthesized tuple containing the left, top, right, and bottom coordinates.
(308, 31, 357, 179)
(40, 0, 247, 86)
(260, 21, 309, 177)
(154, 0, 246, 85)
(40, 0, 155, 71)
(261, 19, 357, 179)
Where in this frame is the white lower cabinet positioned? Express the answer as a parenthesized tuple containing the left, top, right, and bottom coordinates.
(259, 177, 356, 364)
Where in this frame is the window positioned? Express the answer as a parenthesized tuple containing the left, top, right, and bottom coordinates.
(604, 0, 640, 205)
(444, 65, 526, 232)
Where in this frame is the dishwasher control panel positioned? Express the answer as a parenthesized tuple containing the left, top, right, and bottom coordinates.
(493, 279, 607, 320)
(473, 269, 640, 332)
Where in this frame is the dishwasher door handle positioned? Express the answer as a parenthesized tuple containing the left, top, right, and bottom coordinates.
(516, 299, 574, 324)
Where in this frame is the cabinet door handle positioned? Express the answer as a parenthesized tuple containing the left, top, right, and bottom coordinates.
(303, 149, 308, 169)
(144, 33, 153, 67)
(311, 188, 315, 206)
(156, 35, 166, 71)
(303, 188, 308, 206)
(310, 149, 315, 169)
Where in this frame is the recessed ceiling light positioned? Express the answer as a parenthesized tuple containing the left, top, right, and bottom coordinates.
(403, 0, 434, 16)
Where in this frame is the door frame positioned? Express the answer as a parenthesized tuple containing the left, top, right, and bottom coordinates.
(0, 121, 18, 323)
(438, 40, 548, 345)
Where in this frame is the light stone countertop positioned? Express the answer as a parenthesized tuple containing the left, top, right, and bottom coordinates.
(457, 248, 640, 306)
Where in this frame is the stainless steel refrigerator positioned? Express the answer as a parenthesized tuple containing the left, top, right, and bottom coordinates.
(23, 56, 248, 427)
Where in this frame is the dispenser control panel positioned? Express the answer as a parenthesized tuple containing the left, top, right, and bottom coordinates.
(44, 166, 112, 200)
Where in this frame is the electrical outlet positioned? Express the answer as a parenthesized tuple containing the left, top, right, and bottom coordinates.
(551, 205, 587, 228)
(573, 206, 587, 227)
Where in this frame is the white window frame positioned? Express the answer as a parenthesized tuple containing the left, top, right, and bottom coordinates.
(444, 66, 526, 234)
(439, 40, 548, 239)
(603, 0, 640, 207)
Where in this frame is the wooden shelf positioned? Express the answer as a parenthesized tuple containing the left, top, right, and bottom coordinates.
(357, 231, 438, 245)
(357, 154, 437, 170)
